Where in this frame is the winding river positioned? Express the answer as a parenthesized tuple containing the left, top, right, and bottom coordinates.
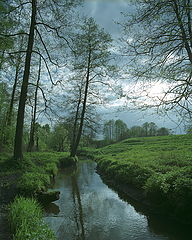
(45, 161, 191, 240)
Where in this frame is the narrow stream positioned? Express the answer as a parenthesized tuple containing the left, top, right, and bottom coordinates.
(45, 161, 190, 240)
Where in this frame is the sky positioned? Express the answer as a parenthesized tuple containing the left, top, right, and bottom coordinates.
(83, 0, 128, 38)
(80, 0, 185, 134)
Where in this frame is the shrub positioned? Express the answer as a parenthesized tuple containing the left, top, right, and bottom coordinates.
(17, 172, 50, 196)
(144, 173, 170, 202)
(144, 168, 192, 222)
(45, 162, 58, 176)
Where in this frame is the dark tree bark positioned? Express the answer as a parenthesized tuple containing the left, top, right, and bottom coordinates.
(6, 37, 24, 127)
(6, 64, 19, 127)
(14, 0, 37, 160)
(70, 86, 82, 156)
(70, 50, 91, 157)
(27, 56, 41, 152)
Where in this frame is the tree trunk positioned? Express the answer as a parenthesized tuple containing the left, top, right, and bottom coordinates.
(13, 0, 36, 160)
(7, 37, 24, 127)
(6, 65, 19, 127)
(27, 56, 41, 152)
(36, 132, 39, 151)
(70, 88, 82, 156)
(71, 50, 91, 157)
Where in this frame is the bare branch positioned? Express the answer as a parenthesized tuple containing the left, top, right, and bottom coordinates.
(0, 32, 29, 37)
(36, 22, 74, 52)
(35, 27, 61, 66)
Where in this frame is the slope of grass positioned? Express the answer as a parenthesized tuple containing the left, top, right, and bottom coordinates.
(87, 135, 192, 224)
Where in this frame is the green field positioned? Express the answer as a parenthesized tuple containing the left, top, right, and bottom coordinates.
(88, 135, 192, 224)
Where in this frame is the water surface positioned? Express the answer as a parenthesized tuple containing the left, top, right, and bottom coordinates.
(45, 161, 190, 240)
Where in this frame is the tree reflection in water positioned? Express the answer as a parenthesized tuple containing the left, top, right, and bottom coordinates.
(45, 161, 191, 240)
(71, 175, 85, 240)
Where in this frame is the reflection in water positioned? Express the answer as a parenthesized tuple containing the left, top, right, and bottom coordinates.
(45, 161, 191, 240)
(45, 202, 60, 215)
(71, 176, 85, 240)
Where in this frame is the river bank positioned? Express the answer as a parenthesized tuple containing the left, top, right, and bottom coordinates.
(0, 152, 71, 240)
(82, 134, 192, 226)
(1, 134, 191, 239)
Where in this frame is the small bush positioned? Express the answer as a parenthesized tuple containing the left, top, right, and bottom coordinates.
(144, 173, 170, 202)
(9, 196, 56, 240)
(17, 172, 50, 196)
(45, 162, 58, 176)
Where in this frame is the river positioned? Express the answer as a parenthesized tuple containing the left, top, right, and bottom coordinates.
(45, 161, 191, 240)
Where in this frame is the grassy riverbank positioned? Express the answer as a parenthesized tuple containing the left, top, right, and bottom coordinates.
(0, 151, 69, 239)
(0, 152, 69, 199)
(85, 134, 192, 225)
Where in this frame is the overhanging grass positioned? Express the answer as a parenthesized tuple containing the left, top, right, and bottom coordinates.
(0, 151, 70, 197)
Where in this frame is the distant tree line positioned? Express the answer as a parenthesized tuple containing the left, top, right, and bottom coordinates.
(103, 119, 171, 143)
(0, 115, 96, 153)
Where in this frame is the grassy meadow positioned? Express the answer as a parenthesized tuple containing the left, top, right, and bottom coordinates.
(87, 134, 192, 224)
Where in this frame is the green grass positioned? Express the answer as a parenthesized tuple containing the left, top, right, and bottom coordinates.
(17, 152, 69, 196)
(0, 152, 70, 239)
(9, 196, 56, 240)
(0, 151, 69, 196)
(87, 135, 192, 224)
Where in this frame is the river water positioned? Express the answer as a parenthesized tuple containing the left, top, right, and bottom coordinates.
(45, 161, 190, 240)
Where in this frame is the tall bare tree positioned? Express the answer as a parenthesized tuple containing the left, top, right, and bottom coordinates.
(27, 56, 41, 152)
(70, 17, 115, 157)
(13, 0, 37, 160)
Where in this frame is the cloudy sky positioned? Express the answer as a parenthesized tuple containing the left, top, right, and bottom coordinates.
(83, 0, 128, 37)
(78, 0, 184, 134)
